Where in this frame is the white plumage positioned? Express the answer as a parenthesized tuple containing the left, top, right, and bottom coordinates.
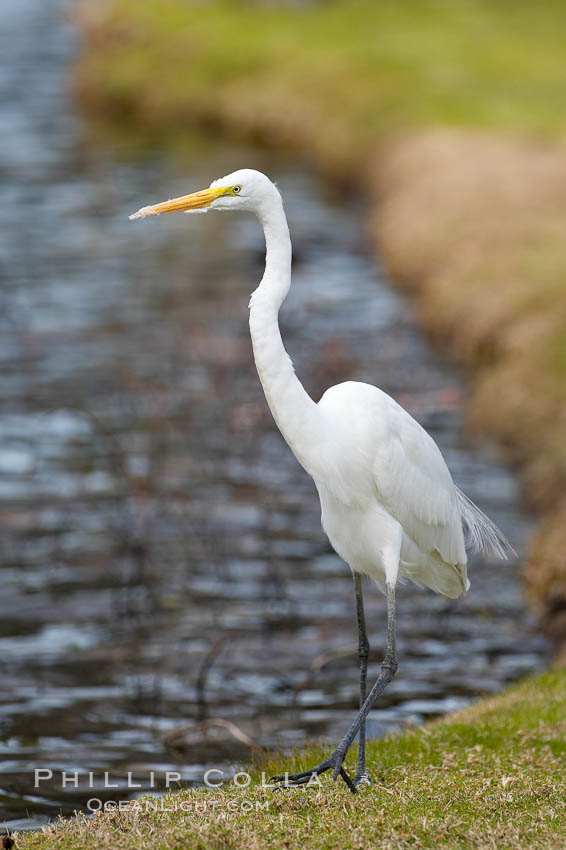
(130, 167, 511, 792)
(315, 380, 469, 598)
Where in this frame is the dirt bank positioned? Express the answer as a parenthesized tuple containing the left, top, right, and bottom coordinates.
(372, 132, 566, 641)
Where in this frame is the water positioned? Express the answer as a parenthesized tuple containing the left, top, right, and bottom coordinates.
(0, 0, 550, 831)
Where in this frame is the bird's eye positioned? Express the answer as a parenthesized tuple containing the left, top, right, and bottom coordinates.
(233, 185, 241, 194)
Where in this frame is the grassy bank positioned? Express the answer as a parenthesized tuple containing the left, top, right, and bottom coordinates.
(16, 671, 566, 849)
(74, 2, 566, 630)
(75, 0, 566, 164)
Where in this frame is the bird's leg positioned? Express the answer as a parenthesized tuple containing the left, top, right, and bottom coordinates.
(269, 581, 397, 794)
(353, 572, 371, 787)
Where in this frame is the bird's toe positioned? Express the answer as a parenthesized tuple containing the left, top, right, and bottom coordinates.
(354, 772, 372, 788)
(268, 756, 357, 793)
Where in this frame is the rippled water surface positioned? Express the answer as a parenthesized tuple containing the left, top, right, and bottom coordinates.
(0, 0, 550, 830)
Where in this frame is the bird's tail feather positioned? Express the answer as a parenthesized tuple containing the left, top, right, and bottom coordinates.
(456, 489, 516, 560)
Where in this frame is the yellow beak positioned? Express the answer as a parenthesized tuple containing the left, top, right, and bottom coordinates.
(129, 186, 227, 220)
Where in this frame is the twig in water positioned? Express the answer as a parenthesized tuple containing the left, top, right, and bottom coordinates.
(162, 717, 265, 756)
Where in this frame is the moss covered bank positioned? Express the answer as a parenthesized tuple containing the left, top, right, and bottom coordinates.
(73, 0, 566, 639)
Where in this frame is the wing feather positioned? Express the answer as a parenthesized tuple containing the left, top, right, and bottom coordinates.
(373, 402, 467, 567)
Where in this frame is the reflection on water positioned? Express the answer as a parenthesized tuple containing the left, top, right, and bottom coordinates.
(0, 0, 550, 831)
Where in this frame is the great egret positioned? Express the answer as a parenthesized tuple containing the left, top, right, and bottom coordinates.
(130, 169, 511, 793)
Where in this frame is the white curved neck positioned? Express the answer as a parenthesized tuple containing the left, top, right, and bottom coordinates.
(249, 199, 319, 473)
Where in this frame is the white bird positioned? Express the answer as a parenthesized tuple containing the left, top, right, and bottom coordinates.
(130, 169, 511, 793)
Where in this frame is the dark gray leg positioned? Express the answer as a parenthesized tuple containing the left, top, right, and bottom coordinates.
(334, 581, 397, 779)
(353, 573, 371, 787)
(270, 580, 397, 794)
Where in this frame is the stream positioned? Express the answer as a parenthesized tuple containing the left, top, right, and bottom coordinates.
(0, 0, 550, 831)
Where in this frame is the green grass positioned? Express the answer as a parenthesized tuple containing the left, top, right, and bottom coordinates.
(77, 0, 566, 173)
(17, 672, 566, 849)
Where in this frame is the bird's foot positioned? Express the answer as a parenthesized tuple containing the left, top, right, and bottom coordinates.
(354, 770, 371, 789)
(268, 747, 357, 794)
